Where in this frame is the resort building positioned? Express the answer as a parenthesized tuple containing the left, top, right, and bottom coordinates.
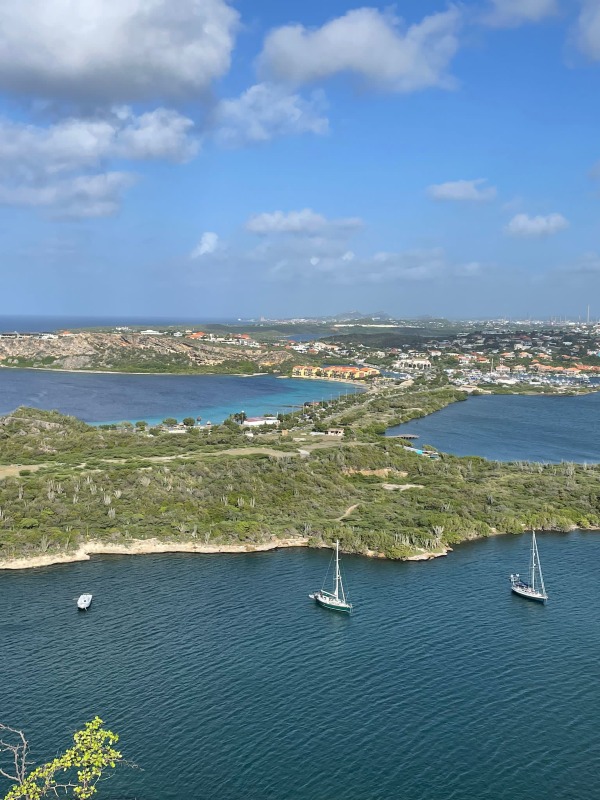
(292, 365, 380, 380)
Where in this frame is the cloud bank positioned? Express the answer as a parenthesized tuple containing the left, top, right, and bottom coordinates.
(0, 0, 239, 103)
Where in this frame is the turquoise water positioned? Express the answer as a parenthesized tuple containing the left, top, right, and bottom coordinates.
(387, 392, 600, 463)
(2, 533, 600, 799)
(0, 370, 357, 425)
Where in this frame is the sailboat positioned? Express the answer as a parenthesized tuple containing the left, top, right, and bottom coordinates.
(510, 531, 548, 603)
(309, 540, 353, 613)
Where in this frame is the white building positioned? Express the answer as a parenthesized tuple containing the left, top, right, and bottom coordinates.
(242, 416, 280, 428)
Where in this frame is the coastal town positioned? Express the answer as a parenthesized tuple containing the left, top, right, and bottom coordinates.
(1, 316, 599, 391)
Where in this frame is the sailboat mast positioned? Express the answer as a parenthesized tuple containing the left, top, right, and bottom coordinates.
(334, 540, 340, 599)
(531, 532, 536, 592)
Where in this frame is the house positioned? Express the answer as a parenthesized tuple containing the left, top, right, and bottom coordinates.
(187, 332, 207, 340)
(394, 358, 431, 370)
(242, 416, 280, 427)
(327, 428, 344, 437)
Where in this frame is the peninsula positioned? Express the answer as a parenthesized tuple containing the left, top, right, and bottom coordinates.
(0, 382, 599, 571)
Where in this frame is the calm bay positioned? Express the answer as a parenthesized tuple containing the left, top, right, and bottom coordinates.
(2, 533, 600, 800)
(0, 370, 356, 425)
(387, 392, 600, 463)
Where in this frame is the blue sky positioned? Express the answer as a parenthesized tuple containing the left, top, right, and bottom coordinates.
(1, 0, 600, 320)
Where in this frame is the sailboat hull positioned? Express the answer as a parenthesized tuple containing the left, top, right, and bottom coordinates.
(510, 583, 547, 603)
(310, 592, 352, 613)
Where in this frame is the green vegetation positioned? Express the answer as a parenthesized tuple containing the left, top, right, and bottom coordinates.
(0, 389, 599, 565)
(1, 717, 124, 799)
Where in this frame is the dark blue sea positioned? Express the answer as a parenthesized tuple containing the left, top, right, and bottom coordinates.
(2, 533, 600, 800)
(0, 316, 242, 333)
(0, 370, 355, 425)
(387, 392, 600, 463)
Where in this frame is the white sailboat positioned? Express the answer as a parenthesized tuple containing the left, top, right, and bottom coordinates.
(510, 532, 548, 603)
(309, 540, 353, 613)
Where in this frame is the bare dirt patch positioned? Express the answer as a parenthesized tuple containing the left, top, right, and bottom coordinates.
(381, 483, 423, 491)
(0, 464, 43, 480)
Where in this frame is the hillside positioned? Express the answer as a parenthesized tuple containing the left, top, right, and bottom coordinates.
(0, 332, 293, 373)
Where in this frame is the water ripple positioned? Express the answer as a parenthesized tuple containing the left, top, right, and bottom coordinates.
(2, 534, 600, 799)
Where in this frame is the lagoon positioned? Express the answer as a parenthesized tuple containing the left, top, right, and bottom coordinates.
(387, 392, 600, 463)
(1, 532, 600, 800)
(0, 370, 357, 425)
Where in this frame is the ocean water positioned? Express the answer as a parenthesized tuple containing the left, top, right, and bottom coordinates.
(387, 392, 600, 463)
(0, 316, 241, 333)
(2, 533, 600, 800)
(0, 371, 357, 425)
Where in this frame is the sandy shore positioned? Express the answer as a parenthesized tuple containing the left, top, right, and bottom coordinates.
(0, 365, 270, 377)
(0, 537, 450, 571)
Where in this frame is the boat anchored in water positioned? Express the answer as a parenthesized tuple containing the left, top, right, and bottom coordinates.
(510, 532, 547, 603)
(309, 540, 352, 613)
(77, 594, 93, 611)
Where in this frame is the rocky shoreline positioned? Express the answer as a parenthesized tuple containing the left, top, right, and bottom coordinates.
(0, 537, 450, 571)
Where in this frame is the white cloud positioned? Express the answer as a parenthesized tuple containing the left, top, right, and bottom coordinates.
(482, 0, 559, 28)
(0, 108, 197, 182)
(258, 7, 462, 93)
(246, 209, 363, 235)
(0, 108, 197, 218)
(0, 0, 239, 103)
(213, 83, 329, 147)
(112, 108, 198, 162)
(573, 0, 600, 60)
(0, 172, 136, 218)
(505, 213, 569, 237)
(191, 232, 219, 259)
(427, 178, 497, 202)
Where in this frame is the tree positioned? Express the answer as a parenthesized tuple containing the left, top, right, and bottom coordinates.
(232, 411, 247, 424)
(0, 717, 126, 800)
(162, 418, 178, 427)
(182, 417, 196, 428)
(134, 421, 147, 431)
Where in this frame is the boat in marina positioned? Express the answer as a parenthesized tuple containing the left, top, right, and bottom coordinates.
(77, 594, 93, 611)
(510, 532, 547, 603)
(309, 540, 352, 613)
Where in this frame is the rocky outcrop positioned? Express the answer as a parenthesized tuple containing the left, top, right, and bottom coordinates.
(0, 332, 292, 372)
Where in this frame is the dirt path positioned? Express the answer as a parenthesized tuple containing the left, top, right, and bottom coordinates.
(336, 503, 359, 521)
(381, 483, 423, 491)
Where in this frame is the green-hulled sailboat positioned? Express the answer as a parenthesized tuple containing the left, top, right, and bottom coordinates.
(309, 540, 353, 613)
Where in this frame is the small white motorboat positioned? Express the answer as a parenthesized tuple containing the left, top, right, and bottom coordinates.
(77, 594, 93, 611)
